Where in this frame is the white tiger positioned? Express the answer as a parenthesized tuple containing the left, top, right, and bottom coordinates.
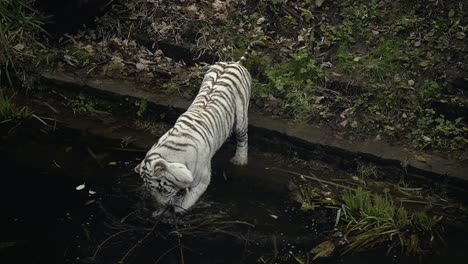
(134, 41, 264, 216)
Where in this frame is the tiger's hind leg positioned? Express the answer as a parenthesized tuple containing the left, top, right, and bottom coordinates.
(230, 110, 248, 166)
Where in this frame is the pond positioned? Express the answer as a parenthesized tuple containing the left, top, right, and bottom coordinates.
(1, 120, 468, 264)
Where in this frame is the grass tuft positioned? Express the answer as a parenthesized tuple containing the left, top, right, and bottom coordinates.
(0, 0, 47, 87)
(340, 187, 443, 255)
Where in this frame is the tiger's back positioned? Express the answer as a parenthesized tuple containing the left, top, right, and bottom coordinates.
(187, 62, 252, 153)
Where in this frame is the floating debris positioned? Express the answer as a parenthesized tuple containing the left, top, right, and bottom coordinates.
(310, 240, 335, 260)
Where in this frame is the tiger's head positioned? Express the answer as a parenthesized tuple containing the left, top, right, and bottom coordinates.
(134, 158, 193, 206)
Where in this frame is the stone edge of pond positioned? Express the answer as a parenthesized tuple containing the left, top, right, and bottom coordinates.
(40, 71, 468, 185)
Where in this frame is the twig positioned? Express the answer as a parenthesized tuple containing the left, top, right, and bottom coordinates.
(118, 207, 170, 263)
(271, 167, 355, 190)
(153, 245, 178, 264)
(120, 210, 138, 224)
(93, 229, 142, 259)
(108, 147, 146, 153)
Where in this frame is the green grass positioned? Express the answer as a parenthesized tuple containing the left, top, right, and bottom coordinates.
(1, 92, 30, 121)
(134, 120, 170, 136)
(0, 0, 47, 87)
(247, 49, 325, 121)
(69, 47, 100, 63)
(68, 93, 98, 115)
(336, 39, 403, 84)
(0, 91, 45, 125)
(339, 187, 443, 255)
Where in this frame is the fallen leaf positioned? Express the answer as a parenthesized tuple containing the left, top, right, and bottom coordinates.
(351, 176, 361, 181)
(257, 17, 266, 25)
(13, 43, 25, 51)
(419, 60, 430, 67)
(135, 63, 146, 71)
(310, 240, 335, 260)
(83, 45, 94, 53)
(415, 155, 427, 162)
(315, 0, 326, 7)
(448, 9, 455, 18)
(340, 107, 354, 119)
(422, 135, 432, 142)
(84, 199, 95, 206)
(108, 161, 117, 166)
(270, 214, 278, 219)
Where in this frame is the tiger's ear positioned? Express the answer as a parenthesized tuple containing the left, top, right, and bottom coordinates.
(166, 163, 193, 189)
(134, 163, 142, 173)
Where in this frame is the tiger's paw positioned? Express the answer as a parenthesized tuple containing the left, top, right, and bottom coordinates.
(230, 155, 248, 166)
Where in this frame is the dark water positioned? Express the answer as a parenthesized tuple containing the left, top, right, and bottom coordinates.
(1, 122, 468, 264)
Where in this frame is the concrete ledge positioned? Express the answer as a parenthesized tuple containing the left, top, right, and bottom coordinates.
(40, 71, 468, 184)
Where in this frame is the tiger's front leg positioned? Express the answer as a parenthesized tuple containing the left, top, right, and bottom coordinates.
(174, 170, 211, 213)
(174, 181, 209, 213)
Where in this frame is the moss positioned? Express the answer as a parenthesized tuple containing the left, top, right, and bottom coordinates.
(109, 63, 123, 71)
(70, 47, 100, 63)
(161, 81, 180, 94)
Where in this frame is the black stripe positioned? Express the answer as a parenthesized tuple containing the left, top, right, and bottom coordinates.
(223, 72, 248, 100)
(212, 90, 235, 112)
(205, 108, 222, 140)
(159, 144, 185, 152)
(165, 140, 197, 149)
(217, 78, 245, 107)
(226, 65, 249, 89)
(172, 126, 201, 144)
(189, 111, 215, 140)
(178, 118, 212, 150)
(208, 104, 228, 140)
(145, 152, 162, 160)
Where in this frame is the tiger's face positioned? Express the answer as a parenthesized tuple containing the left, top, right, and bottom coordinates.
(135, 158, 193, 206)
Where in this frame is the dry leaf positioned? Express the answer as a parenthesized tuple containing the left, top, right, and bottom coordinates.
(315, 0, 326, 7)
(415, 155, 427, 162)
(13, 43, 25, 51)
(310, 240, 335, 260)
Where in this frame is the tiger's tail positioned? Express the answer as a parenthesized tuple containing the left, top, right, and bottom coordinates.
(237, 40, 265, 65)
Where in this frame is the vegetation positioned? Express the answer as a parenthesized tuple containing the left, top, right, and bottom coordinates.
(339, 187, 443, 255)
(69, 93, 99, 115)
(0, 91, 46, 125)
(0, 0, 48, 87)
(282, 165, 464, 258)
